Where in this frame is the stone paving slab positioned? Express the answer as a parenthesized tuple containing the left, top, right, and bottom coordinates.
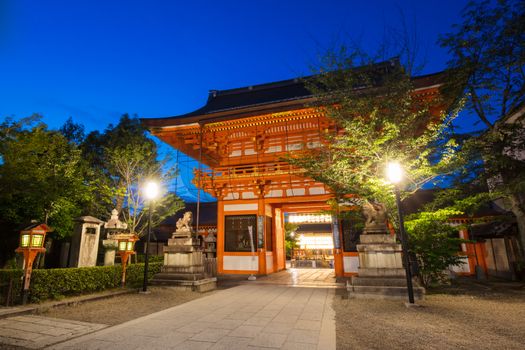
(0, 315, 107, 349)
(48, 284, 336, 350)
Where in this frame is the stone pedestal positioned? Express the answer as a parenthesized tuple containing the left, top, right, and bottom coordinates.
(152, 235, 216, 292)
(348, 233, 425, 300)
(102, 240, 117, 266)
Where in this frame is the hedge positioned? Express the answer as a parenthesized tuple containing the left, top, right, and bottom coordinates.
(0, 262, 162, 304)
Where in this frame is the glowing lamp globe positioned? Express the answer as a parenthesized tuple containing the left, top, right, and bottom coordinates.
(144, 181, 159, 200)
(386, 162, 403, 184)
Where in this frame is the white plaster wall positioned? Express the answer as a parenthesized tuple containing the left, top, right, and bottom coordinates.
(286, 188, 305, 196)
(267, 190, 283, 198)
(224, 192, 240, 200)
(223, 256, 259, 271)
(309, 187, 326, 195)
(266, 255, 273, 272)
(224, 203, 258, 211)
(266, 146, 282, 153)
(343, 256, 359, 273)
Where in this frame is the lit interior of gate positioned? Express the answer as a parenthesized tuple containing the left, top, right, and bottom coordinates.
(287, 213, 334, 252)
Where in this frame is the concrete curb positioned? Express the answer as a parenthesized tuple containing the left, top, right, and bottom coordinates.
(0, 288, 135, 319)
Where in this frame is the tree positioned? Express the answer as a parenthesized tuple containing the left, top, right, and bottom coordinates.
(59, 116, 85, 145)
(0, 117, 92, 264)
(289, 54, 458, 222)
(284, 48, 466, 285)
(284, 222, 299, 259)
(82, 114, 184, 236)
(440, 0, 525, 254)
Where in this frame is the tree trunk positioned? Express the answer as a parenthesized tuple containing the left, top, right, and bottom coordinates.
(508, 193, 525, 259)
(112, 178, 126, 214)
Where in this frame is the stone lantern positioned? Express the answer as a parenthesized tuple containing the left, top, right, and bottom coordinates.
(16, 223, 51, 304)
(102, 209, 128, 266)
(114, 233, 138, 287)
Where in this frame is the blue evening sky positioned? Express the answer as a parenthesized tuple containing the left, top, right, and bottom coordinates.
(0, 0, 471, 201)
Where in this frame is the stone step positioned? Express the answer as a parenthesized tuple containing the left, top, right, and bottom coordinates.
(358, 267, 406, 277)
(154, 272, 207, 281)
(150, 277, 217, 292)
(351, 276, 409, 287)
(162, 266, 205, 274)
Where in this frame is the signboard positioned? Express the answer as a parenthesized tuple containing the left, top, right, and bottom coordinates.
(257, 215, 264, 248)
(331, 214, 341, 249)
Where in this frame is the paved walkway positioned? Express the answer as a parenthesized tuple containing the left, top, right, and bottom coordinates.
(49, 283, 336, 350)
(252, 268, 340, 288)
(0, 315, 107, 349)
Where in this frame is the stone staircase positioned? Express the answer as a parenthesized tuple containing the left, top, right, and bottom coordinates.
(347, 276, 425, 300)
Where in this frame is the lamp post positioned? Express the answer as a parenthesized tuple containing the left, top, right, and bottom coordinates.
(142, 181, 159, 293)
(117, 234, 138, 287)
(386, 162, 415, 304)
(16, 223, 50, 304)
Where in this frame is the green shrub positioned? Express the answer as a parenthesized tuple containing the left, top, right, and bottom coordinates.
(136, 254, 164, 263)
(405, 209, 470, 287)
(0, 262, 162, 304)
(125, 262, 162, 288)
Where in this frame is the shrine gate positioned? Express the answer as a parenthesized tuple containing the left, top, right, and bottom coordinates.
(142, 67, 443, 277)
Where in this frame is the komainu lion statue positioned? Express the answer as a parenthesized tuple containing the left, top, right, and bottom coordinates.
(175, 211, 193, 233)
(362, 200, 387, 233)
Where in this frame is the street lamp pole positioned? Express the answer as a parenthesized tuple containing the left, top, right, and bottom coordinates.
(142, 181, 159, 293)
(143, 200, 154, 292)
(387, 161, 415, 304)
(394, 186, 415, 304)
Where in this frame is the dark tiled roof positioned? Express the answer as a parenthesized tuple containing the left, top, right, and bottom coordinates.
(469, 221, 517, 238)
(401, 189, 510, 217)
(142, 60, 444, 128)
(175, 77, 313, 119)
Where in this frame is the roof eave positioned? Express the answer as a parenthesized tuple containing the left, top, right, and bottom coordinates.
(142, 96, 316, 128)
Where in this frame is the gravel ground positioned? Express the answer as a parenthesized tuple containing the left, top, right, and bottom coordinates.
(39, 286, 211, 326)
(334, 280, 525, 350)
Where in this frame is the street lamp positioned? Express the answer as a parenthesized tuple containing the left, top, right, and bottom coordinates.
(142, 181, 159, 292)
(386, 161, 415, 304)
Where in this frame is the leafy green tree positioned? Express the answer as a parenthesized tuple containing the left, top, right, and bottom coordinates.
(0, 117, 93, 264)
(290, 53, 458, 223)
(284, 222, 299, 259)
(59, 116, 85, 145)
(440, 0, 525, 253)
(81, 114, 184, 236)
(285, 47, 466, 285)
